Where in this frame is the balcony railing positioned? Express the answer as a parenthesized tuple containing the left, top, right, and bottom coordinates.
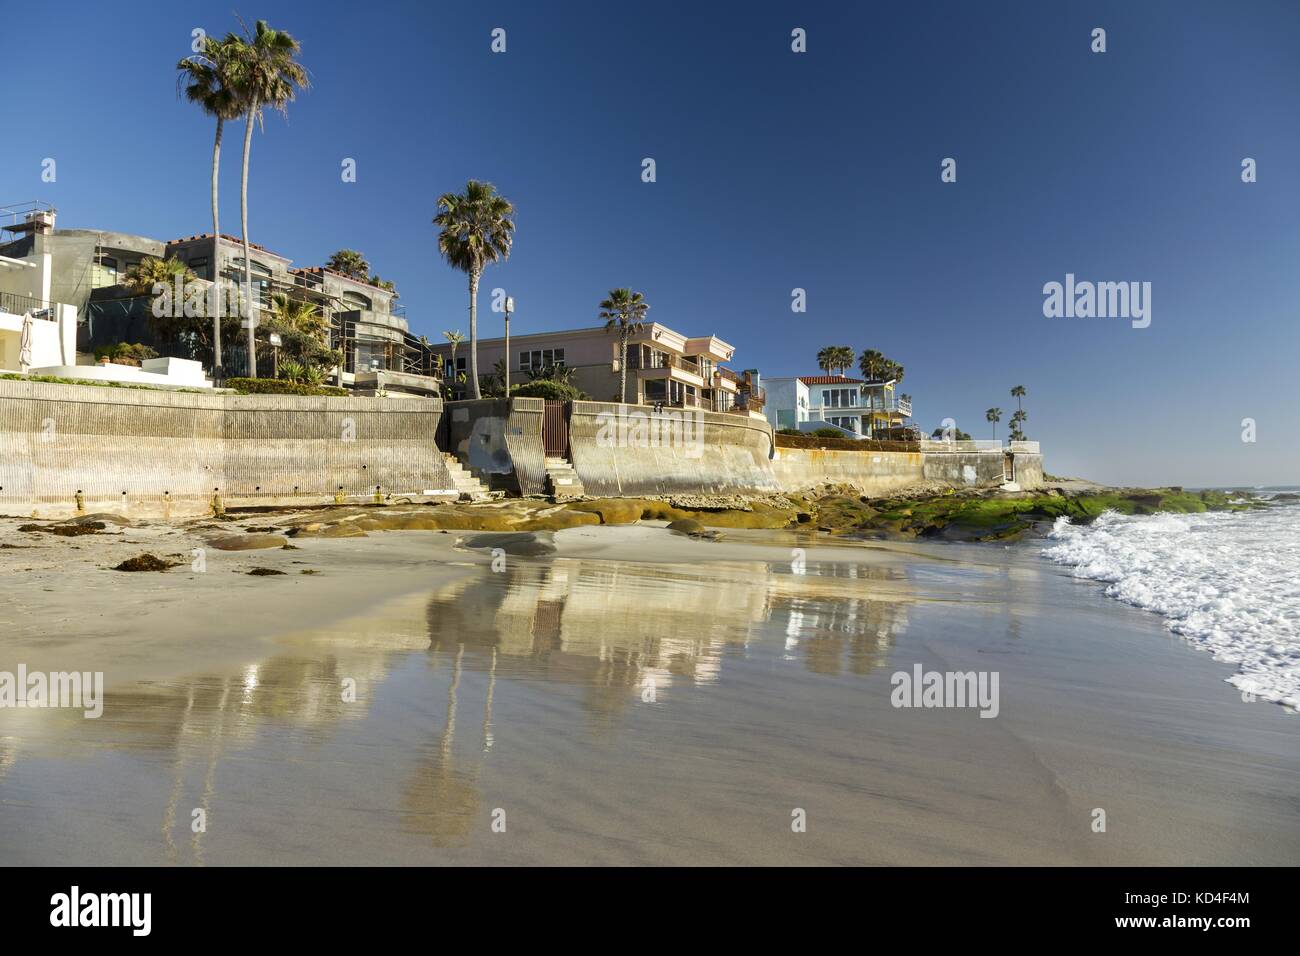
(836, 397, 911, 416)
(0, 291, 56, 318)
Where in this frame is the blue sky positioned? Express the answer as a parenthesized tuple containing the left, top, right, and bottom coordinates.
(4, 0, 1297, 486)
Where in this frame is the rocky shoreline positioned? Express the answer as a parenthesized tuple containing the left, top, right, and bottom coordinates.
(6, 481, 1279, 562)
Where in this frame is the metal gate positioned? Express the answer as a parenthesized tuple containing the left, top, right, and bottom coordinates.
(543, 400, 570, 458)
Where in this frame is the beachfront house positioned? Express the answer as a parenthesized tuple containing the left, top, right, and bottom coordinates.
(427, 322, 767, 416)
(763, 374, 913, 439)
(0, 201, 442, 395)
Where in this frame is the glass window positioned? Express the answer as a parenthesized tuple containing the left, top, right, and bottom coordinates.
(92, 254, 118, 288)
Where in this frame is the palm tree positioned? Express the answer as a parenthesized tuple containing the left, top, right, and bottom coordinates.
(858, 349, 886, 382)
(883, 360, 904, 385)
(1011, 384, 1026, 413)
(836, 346, 855, 376)
(123, 256, 196, 296)
(442, 330, 465, 389)
(433, 181, 516, 399)
(986, 407, 1002, 440)
(177, 32, 244, 378)
(230, 19, 310, 377)
(1009, 409, 1028, 441)
(599, 289, 650, 403)
(266, 293, 328, 339)
(816, 346, 835, 376)
(817, 345, 854, 377)
(326, 249, 370, 281)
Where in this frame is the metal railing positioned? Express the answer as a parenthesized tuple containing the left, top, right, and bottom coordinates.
(0, 200, 55, 233)
(0, 290, 56, 318)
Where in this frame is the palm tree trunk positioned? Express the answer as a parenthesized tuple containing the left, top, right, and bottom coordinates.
(619, 329, 629, 403)
(211, 117, 223, 380)
(468, 270, 481, 400)
(240, 108, 256, 378)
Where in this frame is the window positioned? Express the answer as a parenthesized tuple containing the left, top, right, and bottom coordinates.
(518, 347, 565, 371)
(823, 387, 857, 408)
(188, 257, 210, 280)
(342, 290, 372, 311)
(92, 254, 118, 288)
(231, 258, 273, 296)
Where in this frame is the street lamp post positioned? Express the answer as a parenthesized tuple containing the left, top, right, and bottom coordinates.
(504, 295, 515, 395)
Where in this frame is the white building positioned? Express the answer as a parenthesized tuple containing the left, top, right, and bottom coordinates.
(763, 375, 913, 439)
(0, 223, 76, 371)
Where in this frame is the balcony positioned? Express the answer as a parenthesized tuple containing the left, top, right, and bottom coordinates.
(0, 291, 57, 319)
(860, 397, 911, 416)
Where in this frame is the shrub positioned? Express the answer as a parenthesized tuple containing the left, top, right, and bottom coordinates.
(811, 427, 847, 438)
(510, 379, 586, 401)
(225, 377, 347, 397)
(93, 342, 159, 367)
(777, 427, 802, 436)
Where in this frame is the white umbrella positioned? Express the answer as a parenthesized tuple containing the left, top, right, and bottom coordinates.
(18, 310, 34, 372)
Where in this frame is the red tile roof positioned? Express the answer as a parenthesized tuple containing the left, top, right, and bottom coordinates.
(798, 375, 863, 385)
(166, 233, 280, 255)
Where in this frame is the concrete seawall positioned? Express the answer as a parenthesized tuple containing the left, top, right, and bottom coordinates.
(771, 446, 925, 495)
(1, 384, 1045, 519)
(0, 379, 454, 519)
(567, 401, 780, 497)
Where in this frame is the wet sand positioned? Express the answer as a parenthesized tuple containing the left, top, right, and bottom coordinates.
(0, 517, 1296, 865)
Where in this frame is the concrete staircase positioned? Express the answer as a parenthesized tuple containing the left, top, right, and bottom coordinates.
(443, 453, 492, 501)
(544, 457, 585, 500)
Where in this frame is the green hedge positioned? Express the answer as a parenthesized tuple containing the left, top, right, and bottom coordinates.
(509, 379, 586, 400)
(224, 377, 347, 397)
(0, 373, 206, 393)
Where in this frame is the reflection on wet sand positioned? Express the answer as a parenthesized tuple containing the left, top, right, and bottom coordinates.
(426, 559, 911, 705)
(0, 554, 915, 860)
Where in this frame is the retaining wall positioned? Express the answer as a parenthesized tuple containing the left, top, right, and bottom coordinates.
(0, 379, 453, 519)
(919, 440, 1045, 490)
(567, 401, 780, 497)
(444, 397, 548, 495)
(770, 446, 925, 495)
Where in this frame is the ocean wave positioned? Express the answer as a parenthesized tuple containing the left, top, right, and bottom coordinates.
(1041, 507, 1300, 709)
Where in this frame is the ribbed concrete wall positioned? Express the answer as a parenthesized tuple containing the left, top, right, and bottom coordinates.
(770, 446, 925, 495)
(568, 401, 780, 496)
(0, 380, 453, 519)
(507, 398, 549, 497)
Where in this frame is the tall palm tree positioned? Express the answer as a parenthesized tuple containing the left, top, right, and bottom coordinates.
(599, 288, 650, 403)
(177, 33, 244, 378)
(986, 407, 1002, 440)
(433, 181, 516, 399)
(1011, 384, 1026, 413)
(326, 249, 370, 281)
(883, 360, 905, 385)
(230, 19, 309, 377)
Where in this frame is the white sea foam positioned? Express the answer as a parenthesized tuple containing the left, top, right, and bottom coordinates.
(1041, 504, 1300, 709)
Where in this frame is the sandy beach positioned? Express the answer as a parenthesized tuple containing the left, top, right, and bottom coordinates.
(0, 511, 1296, 865)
